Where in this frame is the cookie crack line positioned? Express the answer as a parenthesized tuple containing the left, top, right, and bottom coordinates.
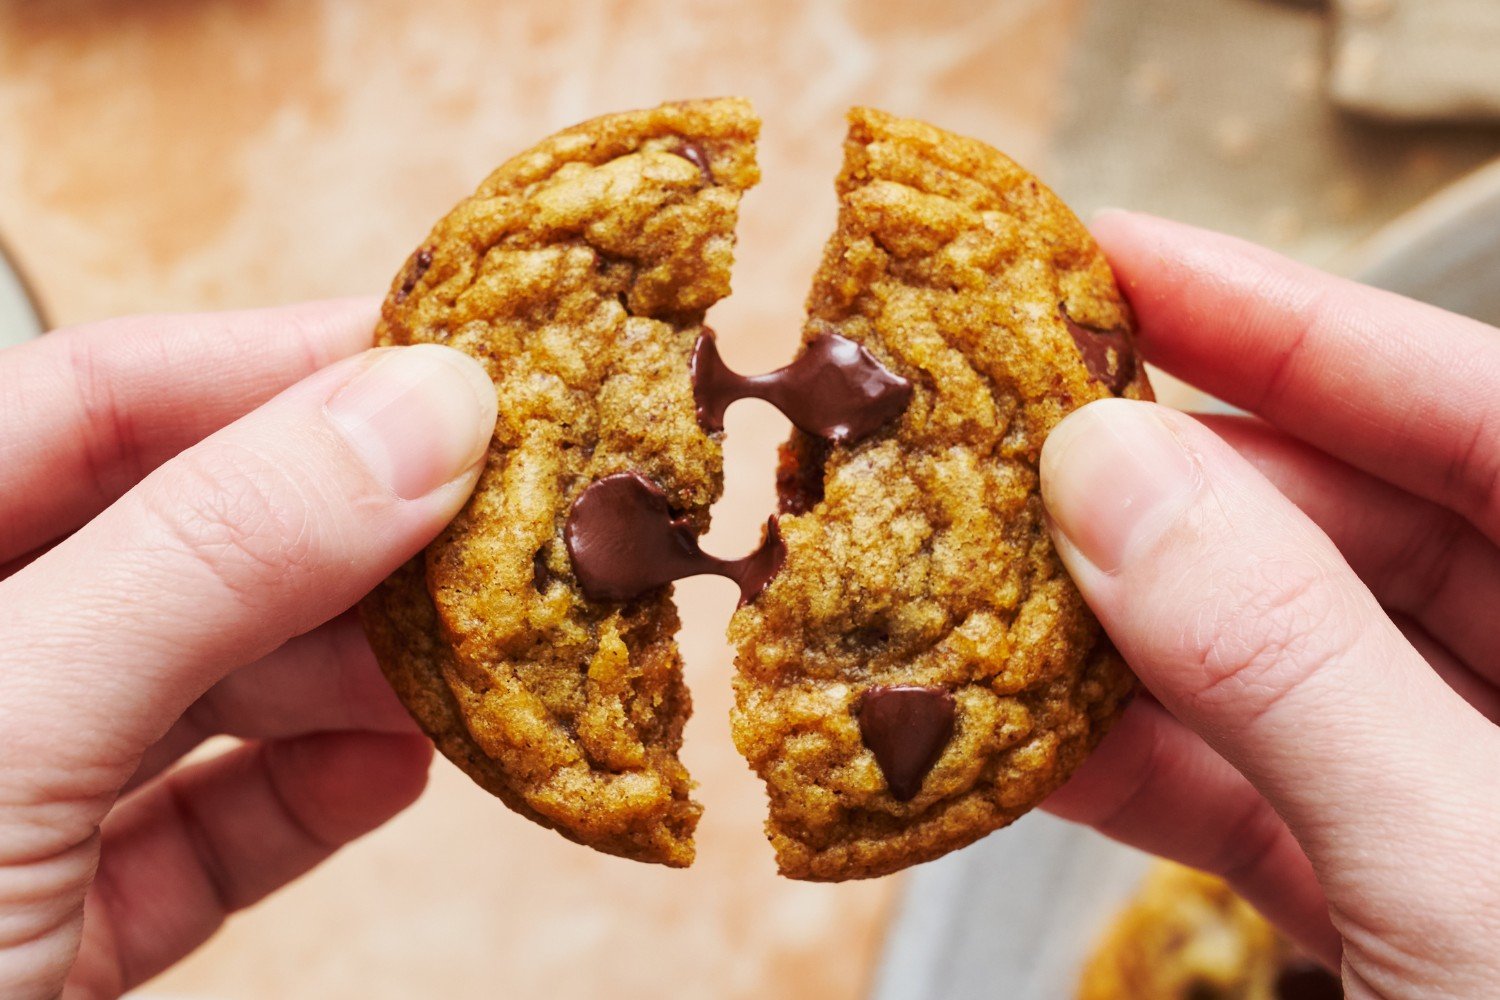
(690, 327, 913, 445)
(562, 327, 912, 604)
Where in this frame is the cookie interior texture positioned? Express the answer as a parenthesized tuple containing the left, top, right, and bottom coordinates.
(727, 108, 1148, 880)
(360, 98, 760, 866)
(1076, 863, 1341, 999)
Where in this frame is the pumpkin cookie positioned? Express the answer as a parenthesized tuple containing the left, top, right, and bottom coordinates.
(360, 98, 759, 866)
(1078, 862, 1341, 999)
(727, 108, 1148, 880)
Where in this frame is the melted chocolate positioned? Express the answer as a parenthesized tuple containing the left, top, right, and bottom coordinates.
(670, 142, 714, 184)
(775, 436, 829, 516)
(1062, 307, 1135, 394)
(856, 685, 956, 801)
(691, 329, 913, 444)
(564, 472, 785, 605)
(1275, 960, 1342, 1000)
(396, 248, 433, 303)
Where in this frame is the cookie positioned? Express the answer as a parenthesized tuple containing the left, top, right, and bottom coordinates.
(362, 100, 1145, 876)
(727, 108, 1148, 880)
(1077, 862, 1341, 999)
(360, 98, 759, 866)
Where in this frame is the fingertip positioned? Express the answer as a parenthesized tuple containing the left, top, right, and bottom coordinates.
(1087, 207, 1165, 258)
(1087, 206, 1141, 232)
(271, 732, 433, 842)
(1041, 399, 1199, 576)
(338, 732, 434, 813)
(370, 733, 436, 810)
(325, 343, 496, 502)
(1086, 212, 1182, 339)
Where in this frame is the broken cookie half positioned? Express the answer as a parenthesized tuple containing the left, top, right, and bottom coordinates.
(729, 108, 1150, 880)
(361, 98, 758, 867)
(359, 99, 1150, 878)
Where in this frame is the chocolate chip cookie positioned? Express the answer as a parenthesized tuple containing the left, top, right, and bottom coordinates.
(727, 108, 1148, 880)
(1077, 863, 1341, 999)
(360, 98, 759, 866)
(363, 100, 1146, 877)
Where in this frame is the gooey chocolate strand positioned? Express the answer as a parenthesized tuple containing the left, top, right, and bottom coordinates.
(565, 326, 913, 607)
(565, 472, 784, 607)
(690, 328, 913, 445)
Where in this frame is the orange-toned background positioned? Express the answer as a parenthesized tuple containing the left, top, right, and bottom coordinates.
(0, 2, 1086, 997)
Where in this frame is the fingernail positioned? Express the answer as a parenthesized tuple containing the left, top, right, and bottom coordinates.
(326, 345, 495, 500)
(1040, 400, 1197, 574)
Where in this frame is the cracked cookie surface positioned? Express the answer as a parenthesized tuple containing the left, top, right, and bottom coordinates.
(728, 108, 1149, 880)
(360, 98, 759, 866)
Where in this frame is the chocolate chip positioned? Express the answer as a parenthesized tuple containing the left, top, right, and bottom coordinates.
(1061, 306, 1135, 395)
(1275, 960, 1342, 1000)
(396, 248, 433, 303)
(670, 141, 714, 184)
(691, 328, 912, 445)
(856, 685, 956, 801)
(532, 547, 554, 594)
(564, 472, 785, 606)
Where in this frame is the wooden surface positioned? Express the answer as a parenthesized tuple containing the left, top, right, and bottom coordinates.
(0, 3, 1085, 997)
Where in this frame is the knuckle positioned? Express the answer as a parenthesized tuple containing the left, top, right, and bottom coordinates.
(1253, 281, 1328, 414)
(1442, 410, 1500, 534)
(1184, 556, 1357, 722)
(0, 779, 112, 866)
(143, 443, 321, 617)
(64, 331, 140, 498)
(0, 837, 98, 996)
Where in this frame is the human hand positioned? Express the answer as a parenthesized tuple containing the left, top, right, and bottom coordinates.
(1040, 213, 1500, 998)
(0, 301, 496, 998)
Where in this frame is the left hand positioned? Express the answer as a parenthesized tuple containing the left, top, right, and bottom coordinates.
(0, 300, 496, 998)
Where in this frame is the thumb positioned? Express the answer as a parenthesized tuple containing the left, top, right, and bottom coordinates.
(0, 343, 496, 792)
(1041, 400, 1500, 981)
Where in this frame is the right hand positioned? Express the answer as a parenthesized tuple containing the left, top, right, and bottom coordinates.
(1041, 212, 1500, 999)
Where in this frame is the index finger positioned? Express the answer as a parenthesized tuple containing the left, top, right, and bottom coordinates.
(1092, 211, 1500, 544)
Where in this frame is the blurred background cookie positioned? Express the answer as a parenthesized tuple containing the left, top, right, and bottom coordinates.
(1077, 861, 1340, 1000)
